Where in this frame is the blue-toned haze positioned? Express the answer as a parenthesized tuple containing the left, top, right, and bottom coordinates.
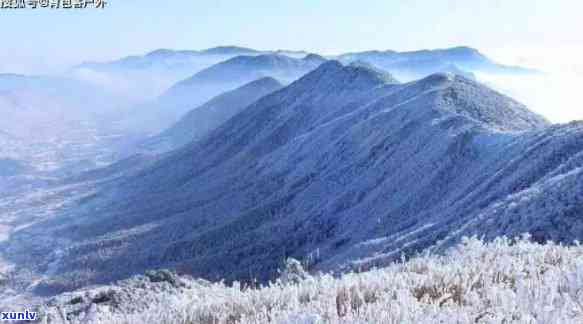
(3, 2, 583, 317)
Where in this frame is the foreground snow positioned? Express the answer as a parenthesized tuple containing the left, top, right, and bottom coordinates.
(42, 237, 583, 323)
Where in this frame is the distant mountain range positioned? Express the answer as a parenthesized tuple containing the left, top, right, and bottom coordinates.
(0, 46, 533, 142)
(76, 46, 315, 72)
(78, 45, 534, 77)
(71, 45, 537, 104)
(337, 46, 536, 81)
(74, 45, 540, 134)
(11, 60, 583, 296)
(122, 53, 326, 132)
(141, 77, 284, 152)
(70, 46, 309, 102)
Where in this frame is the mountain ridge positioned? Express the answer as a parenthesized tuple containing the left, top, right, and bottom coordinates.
(126, 53, 326, 132)
(5, 62, 574, 294)
(142, 77, 284, 152)
(337, 46, 539, 81)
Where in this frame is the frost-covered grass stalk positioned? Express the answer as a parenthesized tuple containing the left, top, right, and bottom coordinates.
(45, 236, 583, 324)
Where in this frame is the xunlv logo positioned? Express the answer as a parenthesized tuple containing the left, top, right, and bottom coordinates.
(0, 310, 37, 321)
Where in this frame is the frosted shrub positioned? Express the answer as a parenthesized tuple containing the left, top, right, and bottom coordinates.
(278, 258, 309, 285)
(43, 237, 583, 324)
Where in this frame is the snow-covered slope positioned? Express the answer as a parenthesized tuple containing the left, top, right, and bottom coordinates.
(337, 46, 537, 81)
(125, 54, 326, 132)
(9, 61, 583, 295)
(142, 77, 284, 153)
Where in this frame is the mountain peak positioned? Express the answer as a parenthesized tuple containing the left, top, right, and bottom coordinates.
(439, 64, 476, 79)
(297, 60, 393, 91)
(267, 60, 393, 109)
(347, 60, 376, 69)
(201, 46, 259, 55)
(348, 60, 400, 84)
(303, 53, 327, 62)
(238, 76, 282, 90)
(447, 46, 482, 55)
(176, 54, 300, 86)
(420, 72, 457, 85)
(406, 46, 483, 57)
(226, 54, 297, 66)
(412, 73, 549, 131)
(146, 49, 176, 57)
(313, 59, 344, 72)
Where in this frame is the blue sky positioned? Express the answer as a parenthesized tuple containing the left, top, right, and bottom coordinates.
(2, 0, 583, 122)
(2, 0, 582, 73)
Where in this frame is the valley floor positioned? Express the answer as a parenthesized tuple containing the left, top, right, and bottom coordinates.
(38, 237, 583, 324)
(0, 183, 95, 309)
(0, 116, 147, 307)
(23, 122, 147, 176)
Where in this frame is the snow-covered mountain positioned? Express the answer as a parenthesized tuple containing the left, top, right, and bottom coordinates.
(77, 47, 304, 74)
(69, 45, 536, 104)
(11, 60, 583, 297)
(70, 47, 314, 104)
(438, 63, 477, 80)
(70, 46, 264, 102)
(142, 77, 284, 153)
(337, 46, 537, 81)
(124, 54, 326, 132)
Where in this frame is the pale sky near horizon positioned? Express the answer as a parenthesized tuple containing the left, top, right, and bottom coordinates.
(1, 0, 581, 73)
(1, 0, 582, 121)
